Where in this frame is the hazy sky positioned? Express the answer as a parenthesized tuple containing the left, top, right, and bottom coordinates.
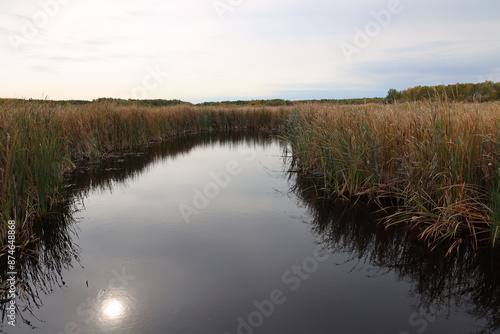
(1, 0, 499, 102)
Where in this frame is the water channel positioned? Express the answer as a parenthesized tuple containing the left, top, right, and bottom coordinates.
(1, 132, 499, 334)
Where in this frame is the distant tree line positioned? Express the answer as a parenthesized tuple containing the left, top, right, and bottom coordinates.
(387, 81, 500, 103)
(2, 82, 499, 107)
(92, 98, 188, 106)
(197, 99, 292, 107)
(0, 98, 188, 106)
(294, 97, 386, 105)
(0, 98, 92, 105)
(196, 97, 386, 107)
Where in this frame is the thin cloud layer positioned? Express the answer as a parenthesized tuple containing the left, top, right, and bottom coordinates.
(1, 0, 499, 102)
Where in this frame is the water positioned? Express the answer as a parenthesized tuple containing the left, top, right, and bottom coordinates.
(1, 133, 499, 334)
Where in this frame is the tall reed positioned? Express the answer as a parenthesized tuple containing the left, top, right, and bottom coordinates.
(0, 101, 289, 250)
(285, 101, 500, 251)
(3, 98, 500, 253)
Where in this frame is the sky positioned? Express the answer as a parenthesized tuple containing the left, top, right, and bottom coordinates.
(0, 0, 499, 103)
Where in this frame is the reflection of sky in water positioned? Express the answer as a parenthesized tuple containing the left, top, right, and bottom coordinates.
(83, 141, 289, 227)
(3, 136, 497, 334)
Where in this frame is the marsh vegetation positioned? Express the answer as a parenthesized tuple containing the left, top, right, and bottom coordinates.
(1, 98, 499, 254)
(286, 100, 500, 251)
(0, 101, 288, 238)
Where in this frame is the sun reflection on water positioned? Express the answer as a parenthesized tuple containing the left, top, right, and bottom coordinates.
(102, 298, 125, 319)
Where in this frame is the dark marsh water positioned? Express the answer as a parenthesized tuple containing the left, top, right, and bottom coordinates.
(1, 133, 499, 334)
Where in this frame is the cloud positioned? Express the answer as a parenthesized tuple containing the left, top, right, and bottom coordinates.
(0, 0, 499, 101)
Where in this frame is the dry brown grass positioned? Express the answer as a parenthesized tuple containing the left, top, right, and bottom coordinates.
(285, 100, 500, 252)
(2, 98, 499, 253)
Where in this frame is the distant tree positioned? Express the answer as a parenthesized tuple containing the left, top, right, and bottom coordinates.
(479, 81, 497, 102)
(386, 89, 402, 103)
(494, 82, 500, 100)
(463, 83, 475, 102)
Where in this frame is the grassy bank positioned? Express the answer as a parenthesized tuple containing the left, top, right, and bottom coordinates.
(2, 99, 500, 253)
(0, 101, 289, 250)
(285, 100, 500, 251)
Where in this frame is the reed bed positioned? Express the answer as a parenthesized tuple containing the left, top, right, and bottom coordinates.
(2, 98, 499, 254)
(0, 101, 289, 250)
(285, 100, 500, 251)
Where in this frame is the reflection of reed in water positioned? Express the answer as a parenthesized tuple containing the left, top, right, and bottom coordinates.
(0, 132, 280, 328)
(69, 131, 280, 201)
(288, 171, 500, 333)
(0, 202, 80, 328)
